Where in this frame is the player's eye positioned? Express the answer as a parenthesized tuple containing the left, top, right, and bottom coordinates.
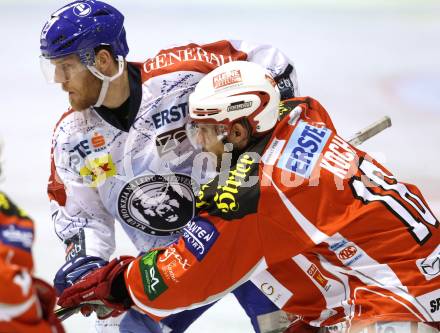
(61, 63, 72, 71)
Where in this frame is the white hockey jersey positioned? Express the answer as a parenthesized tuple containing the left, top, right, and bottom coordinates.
(48, 40, 299, 261)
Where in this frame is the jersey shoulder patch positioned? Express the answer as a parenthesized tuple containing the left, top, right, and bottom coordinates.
(277, 120, 332, 179)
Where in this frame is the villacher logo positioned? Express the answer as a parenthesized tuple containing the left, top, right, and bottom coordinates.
(118, 174, 196, 236)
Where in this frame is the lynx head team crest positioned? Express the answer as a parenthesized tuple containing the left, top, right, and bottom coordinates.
(117, 174, 196, 236)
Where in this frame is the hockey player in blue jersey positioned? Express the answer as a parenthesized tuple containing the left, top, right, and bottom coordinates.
(40, 1, 301, 332)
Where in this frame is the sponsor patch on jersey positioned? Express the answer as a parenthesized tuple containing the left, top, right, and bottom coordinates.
(196, 153, 260, 220)
(416, 244, 440, 281)
(139, 250, 168, 301)
(142, 42, 236, 77)
(118, 174, 196, 236)
(335, 243, 363, 266)
(278, 101, 291, 118)
(90, 132, 107, 151)
(416, 289, 440, 321)
(277, 121, 331, 178)
(151, 103, 188, 130)
(251, 270, 293, 308)
(430, 297, 440, 316)
(156, 126, 188, 157)
(338, 246, 358, 261)
(64, 229, 86, 261)
(275, 64, 296, 100)
(157, 245, 191, 284)
(69, 138, 92, 159)
(329, 240, 348, 251)
(68, 130, 110, 173)
(320, 135, 356, 180)
(278, 100, 298, 117)
(79, 154, 117, 187)
(328, 237, 364, 266)
(0, 224, 33, 252)
(307, 264, 331, 291)
(183, 217, 219, 261)
(261, 139, 286, 166)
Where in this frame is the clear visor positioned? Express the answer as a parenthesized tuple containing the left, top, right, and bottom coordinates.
(185, 121, 229, 151)
(39, 55, 89, 83)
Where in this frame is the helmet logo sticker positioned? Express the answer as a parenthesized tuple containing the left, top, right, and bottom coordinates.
(213, 69, 242, 89)
(73, 3, 92, 17)
(227, 101, 253, 112)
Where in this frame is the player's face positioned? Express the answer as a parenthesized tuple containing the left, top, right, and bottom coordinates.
(51, 55, 101, 110)
(186, 123, 228, 159)
(49, 55, 86, 83)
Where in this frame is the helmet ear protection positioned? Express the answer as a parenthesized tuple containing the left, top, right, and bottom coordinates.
(188, 61, 281, 136)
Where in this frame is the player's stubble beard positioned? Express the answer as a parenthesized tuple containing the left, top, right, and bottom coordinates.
(63, 70, 102, 111)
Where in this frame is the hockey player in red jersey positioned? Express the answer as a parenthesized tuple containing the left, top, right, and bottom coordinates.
(40, 1, 303, 331)
(56, 61, 440, 332)
(0, 143, 64, 333)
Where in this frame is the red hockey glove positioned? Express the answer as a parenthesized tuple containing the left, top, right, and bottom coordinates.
(57, 256, 135, 319)
(33, 277, 65, 333)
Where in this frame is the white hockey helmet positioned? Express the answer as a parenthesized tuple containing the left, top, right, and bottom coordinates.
(188, 61, 281, 135)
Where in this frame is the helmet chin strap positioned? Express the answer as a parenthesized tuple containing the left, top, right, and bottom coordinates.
(87, 55, 125, 107)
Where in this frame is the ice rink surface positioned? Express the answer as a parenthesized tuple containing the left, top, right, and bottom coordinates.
(0, 0, 439, 332)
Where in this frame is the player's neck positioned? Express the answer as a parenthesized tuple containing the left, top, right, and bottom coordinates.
(101, 68, 130, 109)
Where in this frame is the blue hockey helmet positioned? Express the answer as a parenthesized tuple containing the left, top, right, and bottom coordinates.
(40, 0, 129, 65)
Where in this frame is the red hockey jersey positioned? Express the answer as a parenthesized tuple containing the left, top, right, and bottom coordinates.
(0, 192, 63, 333)
(123, 97, 440, 327)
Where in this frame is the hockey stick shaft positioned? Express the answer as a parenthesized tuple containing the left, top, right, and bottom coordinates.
(347, 116, 392, 147)
(55, 300, 104, 321)
(54, 305, 81, 321)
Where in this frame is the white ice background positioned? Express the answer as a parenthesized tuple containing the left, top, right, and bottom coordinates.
(0, 1, 439, 332)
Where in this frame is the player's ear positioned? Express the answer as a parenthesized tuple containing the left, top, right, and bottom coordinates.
(94, 49, 114, 75)
(228, 123, 249, 150)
